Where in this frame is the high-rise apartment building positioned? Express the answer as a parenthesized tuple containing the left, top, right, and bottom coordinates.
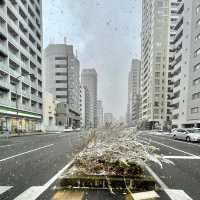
(141, 0, 170, 129)
(0, 0, 43, 133)
(170, 0, 200, 128)
(44, 43, 80, 128)
(80, 85, 90, 129)
(81, 69, 97, 128)
(127, 59, 141, 127)
(97, 100, 103, 127)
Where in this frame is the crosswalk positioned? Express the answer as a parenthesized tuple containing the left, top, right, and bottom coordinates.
(0, 186, 194, 200)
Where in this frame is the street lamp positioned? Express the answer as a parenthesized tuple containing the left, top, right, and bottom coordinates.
(15, 73, 34, 134)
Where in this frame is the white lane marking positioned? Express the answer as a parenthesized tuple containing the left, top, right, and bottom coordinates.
(43, 159, 74, 189)
(148, 134, 200, 148)
(165, 189, 193, 200)
(13, 159, 74, 200)
(0, 186, 13, 195)
(131, 190, 160, 200)
(144, 164, 168, 189)
(14, 186, 45, 200)
(164, 156, 200, 160)
(0, 144, 54, 162)
(145, 165, 194, 200)
(149, 139, 199, 157)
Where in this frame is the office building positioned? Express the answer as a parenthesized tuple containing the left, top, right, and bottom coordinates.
(44, 43, 80, 128)
(0, 0, 43, 133)
(81, 68, 97, 128)
(97, 100, 103, 127)
(127, 59, 141, 127)
(141, 0, 170, 129)
(80, 85, 90, 129)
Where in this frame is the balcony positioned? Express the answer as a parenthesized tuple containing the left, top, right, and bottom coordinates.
(0, 24, 6, 36)
(21, 104, 30, 111)
(7, 17, 18, 33)
(9, 53, 20, 66)
(0, 97, 10, 107)
(0, 42, 8, 56)
(0, 8, 6, 21)
(21, 76, 31, 85)
(0, 79, 10, 90)
(0, 61, 9, 73)
(9, 68, 20, 78)
(22, 89, 30, 98)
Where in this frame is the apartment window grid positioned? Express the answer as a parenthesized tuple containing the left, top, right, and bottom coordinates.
(0, 0, 43, 113)
(191, 107, 199, 114)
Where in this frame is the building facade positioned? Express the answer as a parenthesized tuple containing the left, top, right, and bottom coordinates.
(97, 100, 103, 127)
(170, 0, 200, 128)
(127, 59, 141, 127)
(80, 85, 90, 129)
(42, 92, 57, 132)
(0, 0, 43, 133)
(141, 0, 170, 129)
(44, 43, 80, 129)
(81, 69, 97, 128)
(104, 113, 113, 125)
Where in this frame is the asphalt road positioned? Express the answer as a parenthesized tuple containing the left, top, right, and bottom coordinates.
(0, 131, 89, 200)
(1, 131, 199, 200)
(138, 131, 200, 200)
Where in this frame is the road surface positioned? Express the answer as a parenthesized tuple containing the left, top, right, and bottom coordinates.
(0, 131, 88, 200)
(138, 131, 200, 200)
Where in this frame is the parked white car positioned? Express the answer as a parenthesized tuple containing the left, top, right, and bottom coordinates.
(173, 128, 200, 142)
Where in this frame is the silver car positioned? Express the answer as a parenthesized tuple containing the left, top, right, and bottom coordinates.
(173, 128, 200, 142)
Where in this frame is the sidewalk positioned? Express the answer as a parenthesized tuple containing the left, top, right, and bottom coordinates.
(0, 131, 61, 138)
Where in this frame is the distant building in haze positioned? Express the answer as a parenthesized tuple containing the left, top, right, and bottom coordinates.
(81, 69, 98, 128)
(97, 100, 103, 127)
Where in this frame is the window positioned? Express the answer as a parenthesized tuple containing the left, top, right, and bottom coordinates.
(197, 5, 200, 14)
(195, 33, 200, 41)
(155, 72, 160, 77)
(55, 57, 67, 60)
(192, 92, 200, 100)
(191, 107, 199, 114)
(155, 87, 160, 92)
(194, 48, 200, 57)
(56, 80, 67, 83)
(196, 19, 200, 26)
(55, 65, 67, 68)
(155, 79, 160, 85)
(194, 63, 200, 71)
(56, 95, 67, 99)
(55, 72, 67, 76)
(56, 88, 67, 91)
(193, 77, 200, 85)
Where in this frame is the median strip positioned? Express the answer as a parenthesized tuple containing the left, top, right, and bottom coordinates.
(0, 144, 54, 162)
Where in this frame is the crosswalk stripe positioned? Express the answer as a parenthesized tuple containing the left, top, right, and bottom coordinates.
(0, 186, 13, 195)
(14, 186, 46, 200)
(131, 190, 160, 200)
(165, 189, 193, 200)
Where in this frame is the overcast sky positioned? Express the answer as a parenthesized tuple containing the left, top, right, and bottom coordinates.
(43, 0, 142, 119)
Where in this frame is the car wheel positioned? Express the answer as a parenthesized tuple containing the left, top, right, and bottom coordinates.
(186, 136, 191, 142)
